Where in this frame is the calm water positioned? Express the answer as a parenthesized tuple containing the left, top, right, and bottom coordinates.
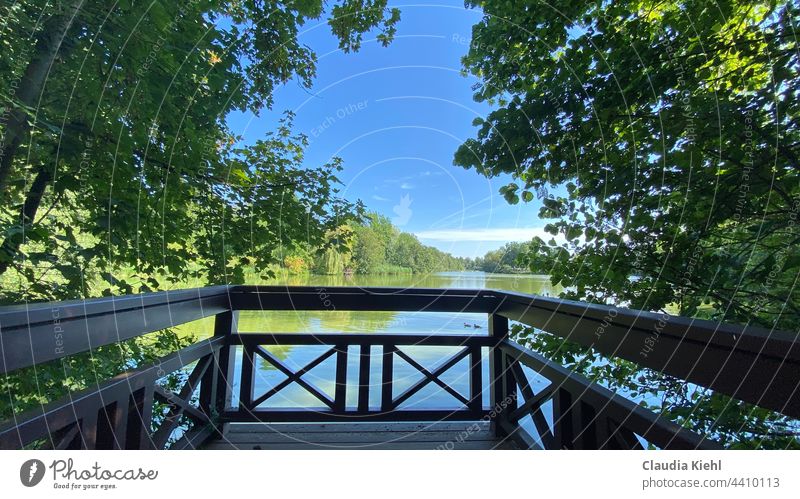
(235, 271, 558, 335)
(183, 272, 559, 414)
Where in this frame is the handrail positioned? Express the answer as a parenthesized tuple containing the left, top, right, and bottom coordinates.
(228, 285, 502, 312)
(0, 285, 797, 450)
(497, 290, 800, 362)
(494, 291, 800, 418)
(0, 286, 231, 373)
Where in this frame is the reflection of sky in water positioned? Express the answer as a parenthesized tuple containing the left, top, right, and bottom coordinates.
(186, 272, 562, 421)
(235, 344, 493, 411)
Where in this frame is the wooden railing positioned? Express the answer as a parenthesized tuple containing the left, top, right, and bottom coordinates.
(230, 333, 489, 422)
(1, 285, 798, 449)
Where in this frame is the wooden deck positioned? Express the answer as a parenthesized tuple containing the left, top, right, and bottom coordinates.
(203, 421, 518, 450)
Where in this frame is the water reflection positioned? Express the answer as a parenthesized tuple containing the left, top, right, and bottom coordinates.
(236, 271, 558, 334)
(221, 272, 559, 411)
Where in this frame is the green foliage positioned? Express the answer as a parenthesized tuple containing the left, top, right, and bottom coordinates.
(314, 247, 348, 275)
(470, 241, 530, 273)
(368, 263, 412, 274)
(458, 0, 799, 330)
(312, 224, 355, 274)
(0, 328, 196, 421)
(458, 0, 800, 447)
(305, 212, 466, 275)
(0, 0, 401, 302)
(300, 212, 468, 275)
(352, 224, 386, 273)
(0, 1, 400, 427)
(329, 0, 401, 52)
(357, 213, 466, 274)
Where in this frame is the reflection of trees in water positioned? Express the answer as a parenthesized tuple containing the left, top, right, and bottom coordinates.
(264, 270, 561, 295)
(256, 345, 294, 371)
(239, 273, 562, 374)
(238, 310, 397, 334)
(271, 271, 459, 289)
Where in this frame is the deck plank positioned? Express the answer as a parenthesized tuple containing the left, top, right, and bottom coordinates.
(203, 421, 517, 450)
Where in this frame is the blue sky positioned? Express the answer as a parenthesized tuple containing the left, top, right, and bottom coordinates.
(226, 1, 551, 258)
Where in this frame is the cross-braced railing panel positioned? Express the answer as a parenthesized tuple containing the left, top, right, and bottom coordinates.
(151, 356, 215, 449)
(493, 339, 721, 450)
(228, 333, 491, 422)
(247, 345, 339, 410)
(0, 337, 225, 450)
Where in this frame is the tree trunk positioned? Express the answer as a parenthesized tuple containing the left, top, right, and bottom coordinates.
(0, 0, 84, 196)
(0, 168, 52, 276)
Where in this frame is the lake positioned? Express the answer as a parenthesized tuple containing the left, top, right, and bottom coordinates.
(183, 271, 559, 413)
(183, 271, 559, 338)
(236, 271, 558, 334)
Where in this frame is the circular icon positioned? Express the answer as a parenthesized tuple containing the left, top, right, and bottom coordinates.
(20, 459, 45, 487)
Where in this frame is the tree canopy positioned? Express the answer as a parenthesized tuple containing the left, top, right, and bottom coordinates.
(470, 241, 530, 273)
(456, 0, 799, 448)
(0, 0, 399, 423)
(456, 0, 799, 332)
(0, 0, 400, 302)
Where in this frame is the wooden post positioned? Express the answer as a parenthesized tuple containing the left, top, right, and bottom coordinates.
(125, 387, 154, 450)
(239, 344, 255, 412)
(468, 344, 483, 414)
(95, 401, 127, 450)
(216, 311, 238, 413)
(488, 314, 515, 437)
(553, 388, 574, 449)
(200, 311, 237, 437)
(574, 401, 598, 449)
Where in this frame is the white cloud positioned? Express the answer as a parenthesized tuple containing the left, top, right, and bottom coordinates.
(400, 182, 414, 190)
(371, 194, 390, 202)
(415, 227, 558, 243)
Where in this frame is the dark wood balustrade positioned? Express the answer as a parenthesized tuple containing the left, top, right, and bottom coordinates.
(1, 286, 798, 450)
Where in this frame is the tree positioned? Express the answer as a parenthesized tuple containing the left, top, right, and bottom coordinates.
(347, 212, 466, 274)
(0, 1, 399, 421)
(313, 224, 355, 275)
(365, 212, 399, 255)
(457, 0, 798, 330)
(456, 0, 799, 448)
(387, 232, 419, 269)
(476, 241, 528, 273)
(283, 255, 308, 274)
(0, 1, 400, 301)
(352, 224, 386, 273)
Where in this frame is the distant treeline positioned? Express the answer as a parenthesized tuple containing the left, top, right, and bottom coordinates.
(278, 216, 536, 276)
(466, 241, 531, 274)
(279, 213, 469, 275)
